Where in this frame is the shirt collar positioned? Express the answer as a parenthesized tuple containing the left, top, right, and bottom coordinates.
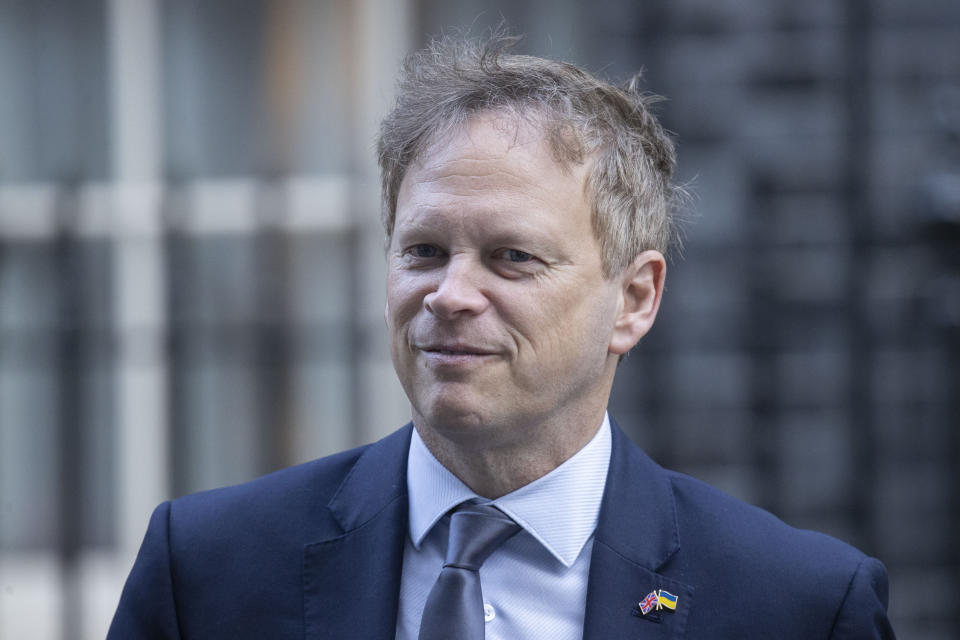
(406, 414, 612, 568)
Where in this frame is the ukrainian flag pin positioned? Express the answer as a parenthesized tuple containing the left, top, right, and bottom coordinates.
(657, 590, 678, 611)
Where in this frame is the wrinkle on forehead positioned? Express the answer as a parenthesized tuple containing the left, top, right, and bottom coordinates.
(406, 162, 537, 195)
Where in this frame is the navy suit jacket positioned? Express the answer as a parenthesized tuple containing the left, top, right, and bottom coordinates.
(109, 421, 894, 638)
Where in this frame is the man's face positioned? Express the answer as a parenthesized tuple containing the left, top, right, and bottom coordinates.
(385, 114, 623, 450)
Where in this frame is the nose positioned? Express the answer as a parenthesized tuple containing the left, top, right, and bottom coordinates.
(424, 257, 489, 319)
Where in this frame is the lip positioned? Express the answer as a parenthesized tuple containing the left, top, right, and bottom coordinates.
(417, 343, 499, 366)
(419, 343, 495, 355)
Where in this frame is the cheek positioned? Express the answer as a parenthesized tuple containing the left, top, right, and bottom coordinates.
(386, 280, 418, 370)
(534, 285, 616, 357)
(503, 294, 582, 355)
(386, 272, 426, 327)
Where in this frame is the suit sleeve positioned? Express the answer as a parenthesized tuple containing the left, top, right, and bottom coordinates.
(828, 556, 896, 639)
(107, 502, 183, 639)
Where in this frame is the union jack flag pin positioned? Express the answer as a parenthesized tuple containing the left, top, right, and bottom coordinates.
(638, 590, 659, 615)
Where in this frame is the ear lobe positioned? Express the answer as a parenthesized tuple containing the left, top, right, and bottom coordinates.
(609, 250, 666, 355)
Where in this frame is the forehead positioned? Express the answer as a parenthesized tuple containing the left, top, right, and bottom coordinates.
(398, 113, 588, 210)
(419, 112, 553, 165)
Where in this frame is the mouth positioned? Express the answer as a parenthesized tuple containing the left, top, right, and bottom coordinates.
(420, 345, 496, 356)
(416, 343, 499, 366)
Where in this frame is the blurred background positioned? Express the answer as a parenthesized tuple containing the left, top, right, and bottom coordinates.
(0, 0, 957, 638)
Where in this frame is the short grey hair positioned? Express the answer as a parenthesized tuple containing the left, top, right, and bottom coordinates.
(377, 33, 681, 276)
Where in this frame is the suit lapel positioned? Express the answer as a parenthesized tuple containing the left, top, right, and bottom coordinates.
(303, 425, 413, 640)
(583, 421, 693, 639)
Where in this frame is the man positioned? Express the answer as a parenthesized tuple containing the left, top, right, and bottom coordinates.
(109, 34, 894, 639)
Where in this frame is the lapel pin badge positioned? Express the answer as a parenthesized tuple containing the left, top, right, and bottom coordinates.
(639, 589, 678, 616)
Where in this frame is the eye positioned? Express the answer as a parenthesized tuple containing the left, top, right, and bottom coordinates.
(411, 244, 441, 258)
(504, 249, 533, 263)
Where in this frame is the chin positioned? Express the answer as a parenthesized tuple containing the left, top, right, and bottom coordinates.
(413, 398, 502, 440)
(417, 401, 487, 431)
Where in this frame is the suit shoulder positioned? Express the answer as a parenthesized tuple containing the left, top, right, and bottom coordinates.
(164, 424, 412, 544)
(666, 469, 869, 577)
(167, 441, 373, 541)
(661, 470, 892, 636)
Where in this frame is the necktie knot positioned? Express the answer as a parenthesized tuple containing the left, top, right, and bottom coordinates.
(444, 503, 521, 571)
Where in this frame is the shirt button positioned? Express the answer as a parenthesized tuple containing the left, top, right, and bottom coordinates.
(483, 603, 496, 622)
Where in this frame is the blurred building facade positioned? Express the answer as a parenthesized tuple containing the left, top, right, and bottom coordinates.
(0, 1, 957, 638)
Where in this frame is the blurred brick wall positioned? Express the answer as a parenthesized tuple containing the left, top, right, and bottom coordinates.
(595, 2, 960, 638)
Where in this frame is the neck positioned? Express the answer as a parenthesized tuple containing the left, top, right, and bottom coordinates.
(414, 407, 607, 499)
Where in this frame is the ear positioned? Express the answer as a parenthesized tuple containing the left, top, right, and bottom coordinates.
(609, 250, 666, 355)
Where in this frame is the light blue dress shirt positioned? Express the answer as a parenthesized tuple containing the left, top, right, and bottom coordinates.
(395, 415, 612, 640)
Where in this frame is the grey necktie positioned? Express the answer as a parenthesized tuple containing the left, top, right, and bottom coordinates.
(418, 502, 521, 640)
